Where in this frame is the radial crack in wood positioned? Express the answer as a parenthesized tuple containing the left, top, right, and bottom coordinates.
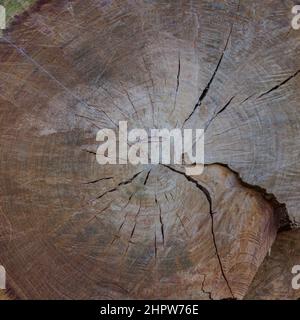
(0, 0, 299, 300)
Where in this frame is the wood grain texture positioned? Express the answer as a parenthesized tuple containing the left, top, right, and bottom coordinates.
(0, 0, 299, 299)
(246, 229, 300, 300)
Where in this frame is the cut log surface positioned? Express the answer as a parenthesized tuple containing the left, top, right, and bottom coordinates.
(246, 229, 300, 300)
(0, 0, 299, 299)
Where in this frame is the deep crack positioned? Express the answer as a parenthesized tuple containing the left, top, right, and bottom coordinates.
(155, 195, 165, 246)
(201, 275, 213, 300)
(258, 69, 300, 99)
(182, 26, 233, 127)
(96, 170, 144, 199)
(144, 170, 151, 185)
(163, 164, 235, 298)
(210, 163, 291, 231)
(172, 53, 181, 112)
(204, 96, 235, 132)
(83, 176, 113, 184)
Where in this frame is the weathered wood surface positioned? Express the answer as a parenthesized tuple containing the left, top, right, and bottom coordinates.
(0, 0, 299, 299)
(246, 229, 300, 300)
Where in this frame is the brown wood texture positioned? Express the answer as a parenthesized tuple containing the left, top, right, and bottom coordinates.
(246, 229, 300, 300)
(0, 0, 299, 299)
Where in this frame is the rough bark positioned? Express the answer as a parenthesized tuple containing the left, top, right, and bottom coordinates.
(0, 0, 299, 299)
